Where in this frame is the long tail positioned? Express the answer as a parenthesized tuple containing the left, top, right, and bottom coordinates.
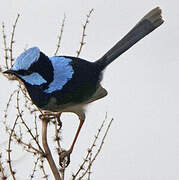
(95, 7, 164, 70)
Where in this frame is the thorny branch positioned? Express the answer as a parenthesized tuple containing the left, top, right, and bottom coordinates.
(7, 115, 19, 180)
(87, 152, 92, 180)
(0, 154, 7, 180)
(72, 114, 107, 179)
(54, 14, 66, 56)
(76, 9, 94, 57)
(9, 14, 20, 67)
(2, 23, 9, 70)
(40, 158, 48, 180)
(78, 118, 113, 179)
(30, 157, 40, 180)
(16, 90, 45, 154)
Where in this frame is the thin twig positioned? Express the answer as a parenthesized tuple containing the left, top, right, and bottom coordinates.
(16, 90, 44, 154)
(4, 90, 17, 119)
(0, 155, 7, 180)
(7, 115, 19, 180)
(72, 114, 106, 179)
(79, 119, 114, 179)
(40, 158, 48, 180)
(34, 113, 39, 142)
(87, 152, 92, 180)
(12, 134, 43, 155)
(2, 22, 9, 69)
(30, 157, 40, 180)
(76, 9, 94, 57)
(9, 14, 20, 67)
(54, 14, 66, 56)
(53, 114, 62, 158)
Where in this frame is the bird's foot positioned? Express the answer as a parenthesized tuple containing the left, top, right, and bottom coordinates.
(39, 113, 55, 121)
(59, 149, 72, 168)
(39, 112, 62, 128)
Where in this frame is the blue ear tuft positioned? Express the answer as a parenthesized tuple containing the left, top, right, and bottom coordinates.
(12, 47, 40, 71)
(19, 72, 47, 85)
(44, 56, 74, 93)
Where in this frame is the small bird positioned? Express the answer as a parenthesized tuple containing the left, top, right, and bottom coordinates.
(4, 7, 163, 164)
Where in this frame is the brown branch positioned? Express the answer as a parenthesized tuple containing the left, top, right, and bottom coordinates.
(2, 22, 9, 69)
(72, 114, 106, 179)
(16, 90, 44, 154)
(40, 158, 48, 180)
(87, 152, 92, 180)
(34, 113, 39, 142)
(41, 117, 61, 180)
(76, 9, 94, 57)
(9, 14, 20, 67)
(53, 114, 62, 157)
(4, 90, 17, 119)
(30, 157, 40, 180)
(12, 134, 43, 155)
(54, 14, 66, 56)
(79, 118, 114, 179)
(0, 155, 7, 180)
(7, 115, 19, 180)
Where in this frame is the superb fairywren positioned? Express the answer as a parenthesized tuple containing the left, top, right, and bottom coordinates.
(4, 7, 164, 163)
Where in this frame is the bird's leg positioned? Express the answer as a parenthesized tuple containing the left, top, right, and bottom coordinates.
(59, 111, 85, 167)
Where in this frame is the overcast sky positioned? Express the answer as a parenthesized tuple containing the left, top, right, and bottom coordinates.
(0, 0, 179, 179)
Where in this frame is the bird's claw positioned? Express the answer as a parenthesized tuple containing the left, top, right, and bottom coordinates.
(39, 114, 55, 121)
(39, 113, 62, 123)
(59, 150, 71, 168)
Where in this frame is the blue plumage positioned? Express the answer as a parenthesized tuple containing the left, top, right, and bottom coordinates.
(19, 72, 47, 85)
(12, 47, 40, 71)
(44, 56, 74, 93)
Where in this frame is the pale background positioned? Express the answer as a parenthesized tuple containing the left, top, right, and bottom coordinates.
(0, 0, 179, 179)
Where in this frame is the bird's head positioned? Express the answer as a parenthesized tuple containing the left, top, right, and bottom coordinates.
(3, 47, 74, 109)
(3, 47, 54, 87)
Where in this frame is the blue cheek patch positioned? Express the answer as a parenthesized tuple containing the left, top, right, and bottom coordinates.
(44, 56, 74, 93)
(19, 72, 47, 85)
(12, 47, 40, 71)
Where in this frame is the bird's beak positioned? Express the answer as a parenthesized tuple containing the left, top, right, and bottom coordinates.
(3, 69, 14, 74)
(3, 69, 19, 80)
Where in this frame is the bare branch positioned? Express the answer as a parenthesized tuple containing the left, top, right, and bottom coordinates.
(12, 134, 43, 155)
(34, 113, 39, 142)
(79, 118, 114, 179)
(87, 152, 92, 180)
(4, 90, 17, 120)
(40, 158, 48, 180)
(54, 14, 66, 56)
(16, 90, 44, 154)
(72, 114, 106, 179)
(2, 22, 9, 69)
(7, 115, 19, 180)
(30, 157, 40, 180)
(0, 154, 7, 180)
(76, 9, 94, 57)
(9, 14, 20, 67)
(41, 117, 62, 180)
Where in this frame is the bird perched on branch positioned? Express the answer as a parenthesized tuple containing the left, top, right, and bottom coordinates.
(4, 7, 164, 166)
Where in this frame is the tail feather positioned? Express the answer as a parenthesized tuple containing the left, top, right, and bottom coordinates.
(96, 7, 164, 70)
